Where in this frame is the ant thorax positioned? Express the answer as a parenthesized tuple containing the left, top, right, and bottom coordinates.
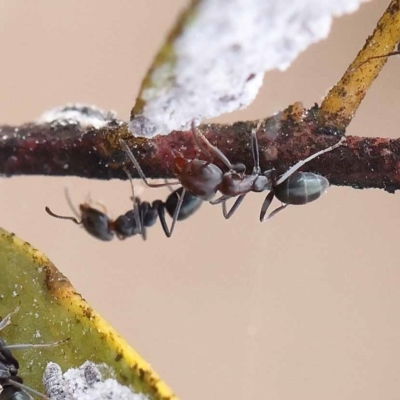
(219, 171, 270, 196)
(173, 157, 223, 201)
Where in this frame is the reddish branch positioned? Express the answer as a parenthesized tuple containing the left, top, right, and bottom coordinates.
(0, 103, 399, 193)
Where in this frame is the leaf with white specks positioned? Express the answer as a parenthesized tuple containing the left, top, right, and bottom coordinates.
(0, 228, 177, 400)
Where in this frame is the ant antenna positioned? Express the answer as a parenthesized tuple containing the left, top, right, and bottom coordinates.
(64, 187, 81, 219)
(0, 305, 20, 332)
(119, 139, 180, 188)
(44, 207, 81, 224)
(191, 122, 234, 171)
(275, 136, 345, 186)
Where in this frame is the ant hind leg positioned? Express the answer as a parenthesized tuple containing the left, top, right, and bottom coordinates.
(266, 204, 289, 220)
(259, 191, 275, 222)
(276, 137, 345, 186)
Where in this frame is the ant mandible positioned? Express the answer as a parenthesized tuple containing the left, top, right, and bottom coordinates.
(120, 121, 344, 231)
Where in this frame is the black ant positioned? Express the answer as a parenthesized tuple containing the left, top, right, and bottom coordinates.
(120, 121, 344, 232)
(0, 306, 66, 400)
(45, 182, 202, 241)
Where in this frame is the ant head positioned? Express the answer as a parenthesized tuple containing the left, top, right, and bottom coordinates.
(79, 204, 114, 241)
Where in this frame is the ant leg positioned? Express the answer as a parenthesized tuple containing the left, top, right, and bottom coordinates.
(266, 204, 289, 220)
(259, 191, 275, 222)
(191, 122, 234, 170)
(4, 338, 69, 352)
(251, 120, 263, 174)
(45, 207, 81, 224)
(210, 195, 230, 205)
(222, 194, 246, 219)
(123, 167, 142, 235)
(7, 380, 49, 400)
(157, 204, 170, 238)
(164, 179, 175, 194)
(157, 188, 187, 237)
(0, 305, 20, 332)
(276, 137, 345, 186)
(119, 139, 180, 188)
(138, 199, 148, 241)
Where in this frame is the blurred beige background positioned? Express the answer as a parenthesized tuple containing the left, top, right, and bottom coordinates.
(1, 1, 399, 399)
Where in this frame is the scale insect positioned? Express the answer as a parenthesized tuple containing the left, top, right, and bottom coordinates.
(0, 306, 66, 400)
(120, 121, 345, 231)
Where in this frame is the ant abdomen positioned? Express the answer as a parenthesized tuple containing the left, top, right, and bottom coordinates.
(80, 205, 114, 241)
(274, 172, 330, 205)
(165, 188, 202, 221)
(173, 158, 223, 201)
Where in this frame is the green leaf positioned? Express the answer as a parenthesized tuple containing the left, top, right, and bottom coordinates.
(0, 228, 177, 400)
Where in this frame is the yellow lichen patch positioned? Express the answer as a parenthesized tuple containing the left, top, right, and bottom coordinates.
(0, 228, 178, 400)
(319, 0, 400, 130)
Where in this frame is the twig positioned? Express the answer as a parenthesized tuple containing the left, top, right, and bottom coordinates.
(319, 0, 400, 130)
(0, 103, 399, 193)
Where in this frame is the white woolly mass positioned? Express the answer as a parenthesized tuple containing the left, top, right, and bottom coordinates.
(43, 361, 149, 400)
(37, 104, 118, 129)
(129, 0, 367, 137)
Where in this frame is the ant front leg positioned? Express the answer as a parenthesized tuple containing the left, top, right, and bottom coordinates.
(119, 139, 180, 188)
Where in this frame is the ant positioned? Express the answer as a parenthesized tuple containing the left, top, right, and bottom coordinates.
(120, 121, 344, 232)
(0, 306, 66, 400)
(45, 179, 202, 241)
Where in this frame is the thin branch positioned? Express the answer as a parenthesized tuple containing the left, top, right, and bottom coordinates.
(319, 0, 400, 130)
(0, 103, 399, 193)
